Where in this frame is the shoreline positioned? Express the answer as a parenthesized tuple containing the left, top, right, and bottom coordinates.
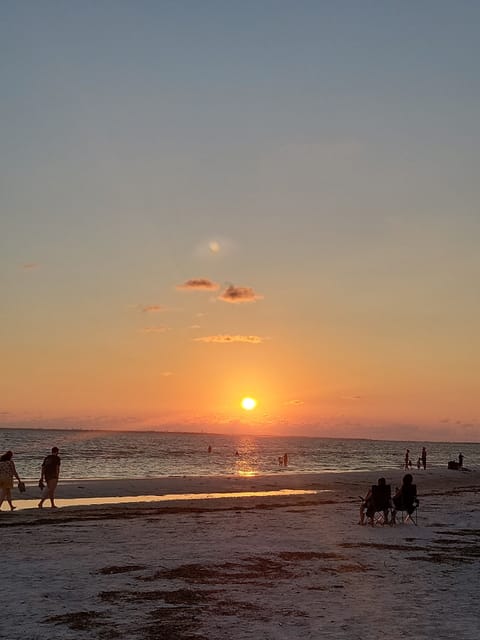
(18, 467, 480, 497)
(2, 468, 478, 515)
(9, 468, 480, 498)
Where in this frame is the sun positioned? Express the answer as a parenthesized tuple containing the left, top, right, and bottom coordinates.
(241, 397, 257, 411)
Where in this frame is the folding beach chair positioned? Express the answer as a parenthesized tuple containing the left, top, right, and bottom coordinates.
(362, 484, 392, 526)
(370, 483, 392, 525)
(392, 484, 419, 525)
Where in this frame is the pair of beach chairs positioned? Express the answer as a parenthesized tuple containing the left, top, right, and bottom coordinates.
(362, 483, 419, 526)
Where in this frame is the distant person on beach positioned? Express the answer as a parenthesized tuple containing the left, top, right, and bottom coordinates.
(404, 449, 410, 470)
(278, 456, 283, 466)
(421, 447, 427, 470)
(0, 451, 23, 511)
(283, 453, 288, 467)
(207, 445, 212, 454)
(38, 447, 61, 509)
(458, 452, 464, 468)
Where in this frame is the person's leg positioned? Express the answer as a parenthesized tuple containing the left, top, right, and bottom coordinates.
(0, 486, 6, 509)
(6, 488, 15, 510)
(359, 503, 366, 525)
(38, 483, 50, 508)
(366, 505, 375, 526)
(47, 478, 58, 507)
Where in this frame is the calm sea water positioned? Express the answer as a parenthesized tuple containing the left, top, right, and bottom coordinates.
(0, 428, 478, 481)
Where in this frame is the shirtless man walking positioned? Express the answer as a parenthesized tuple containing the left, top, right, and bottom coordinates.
(38, 447, 61, 508)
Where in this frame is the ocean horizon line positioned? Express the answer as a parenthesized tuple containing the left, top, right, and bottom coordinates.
(0, 425, 478, 445)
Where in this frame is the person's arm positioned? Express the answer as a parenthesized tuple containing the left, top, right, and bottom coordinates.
(363, 488, 372, 503)
(39, 460, 45, 483)
(11, 461, 20, 482)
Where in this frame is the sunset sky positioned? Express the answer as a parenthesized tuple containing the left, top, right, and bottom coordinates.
(2, 2, 479, 441)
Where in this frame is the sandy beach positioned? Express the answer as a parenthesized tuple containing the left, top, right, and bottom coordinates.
(1, 469, 479, 639)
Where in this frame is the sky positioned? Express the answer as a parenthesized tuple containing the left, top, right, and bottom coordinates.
(1, 1, 479, 441)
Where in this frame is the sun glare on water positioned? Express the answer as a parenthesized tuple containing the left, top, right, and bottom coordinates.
(241, 397, 257, 411)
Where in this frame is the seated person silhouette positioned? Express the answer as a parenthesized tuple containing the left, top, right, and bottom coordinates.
(359, 477, 391, 526)
(391, 473, 418, 524)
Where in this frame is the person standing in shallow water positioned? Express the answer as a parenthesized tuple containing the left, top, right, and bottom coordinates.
(421, 447, 427, 470)
(38, 447, 61, 509)
(404, 449, 410, 470)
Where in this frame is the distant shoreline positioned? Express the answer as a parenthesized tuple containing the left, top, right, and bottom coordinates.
(1, 425, 478, 444)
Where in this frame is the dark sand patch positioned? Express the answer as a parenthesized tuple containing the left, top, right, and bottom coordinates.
(139, 556, 293, 585)
(99, 588, 212, 605)
(277, 551, 344, 561)
(142, 607, 207, 640)
(98, 564, 147, 575)
(44, 610, 114, 634)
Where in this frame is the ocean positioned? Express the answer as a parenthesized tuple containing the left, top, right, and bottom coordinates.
(0, 428, 477, 481)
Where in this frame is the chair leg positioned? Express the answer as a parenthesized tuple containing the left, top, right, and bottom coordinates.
(403, 510, 418, 525)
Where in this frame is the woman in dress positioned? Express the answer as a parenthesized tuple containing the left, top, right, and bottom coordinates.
(0, 450, 22, 511)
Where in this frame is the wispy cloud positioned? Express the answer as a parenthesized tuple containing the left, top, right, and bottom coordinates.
(194, 334, 265, 344)
(140, 305, 165, 313)
(21, 262, 40, 270)
(285, 399, 304, 406)
(218, 285, 263, 304)
(140, 326, 169, 333)
(176, 278, 220, 291)
(161, 371, 174, 377)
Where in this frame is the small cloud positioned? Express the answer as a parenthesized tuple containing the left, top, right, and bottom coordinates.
(140, 326, 168, 333)
(21, 262, 40, 270)
(161, 371, 174, 377)
(176, 278, 220, 291)
(140, 305, 165, 313)
(194, 334, 265, 344)
(285, 399, 304, 406)
(189, 325, 201, 329)
(218, 285, 263, 304)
